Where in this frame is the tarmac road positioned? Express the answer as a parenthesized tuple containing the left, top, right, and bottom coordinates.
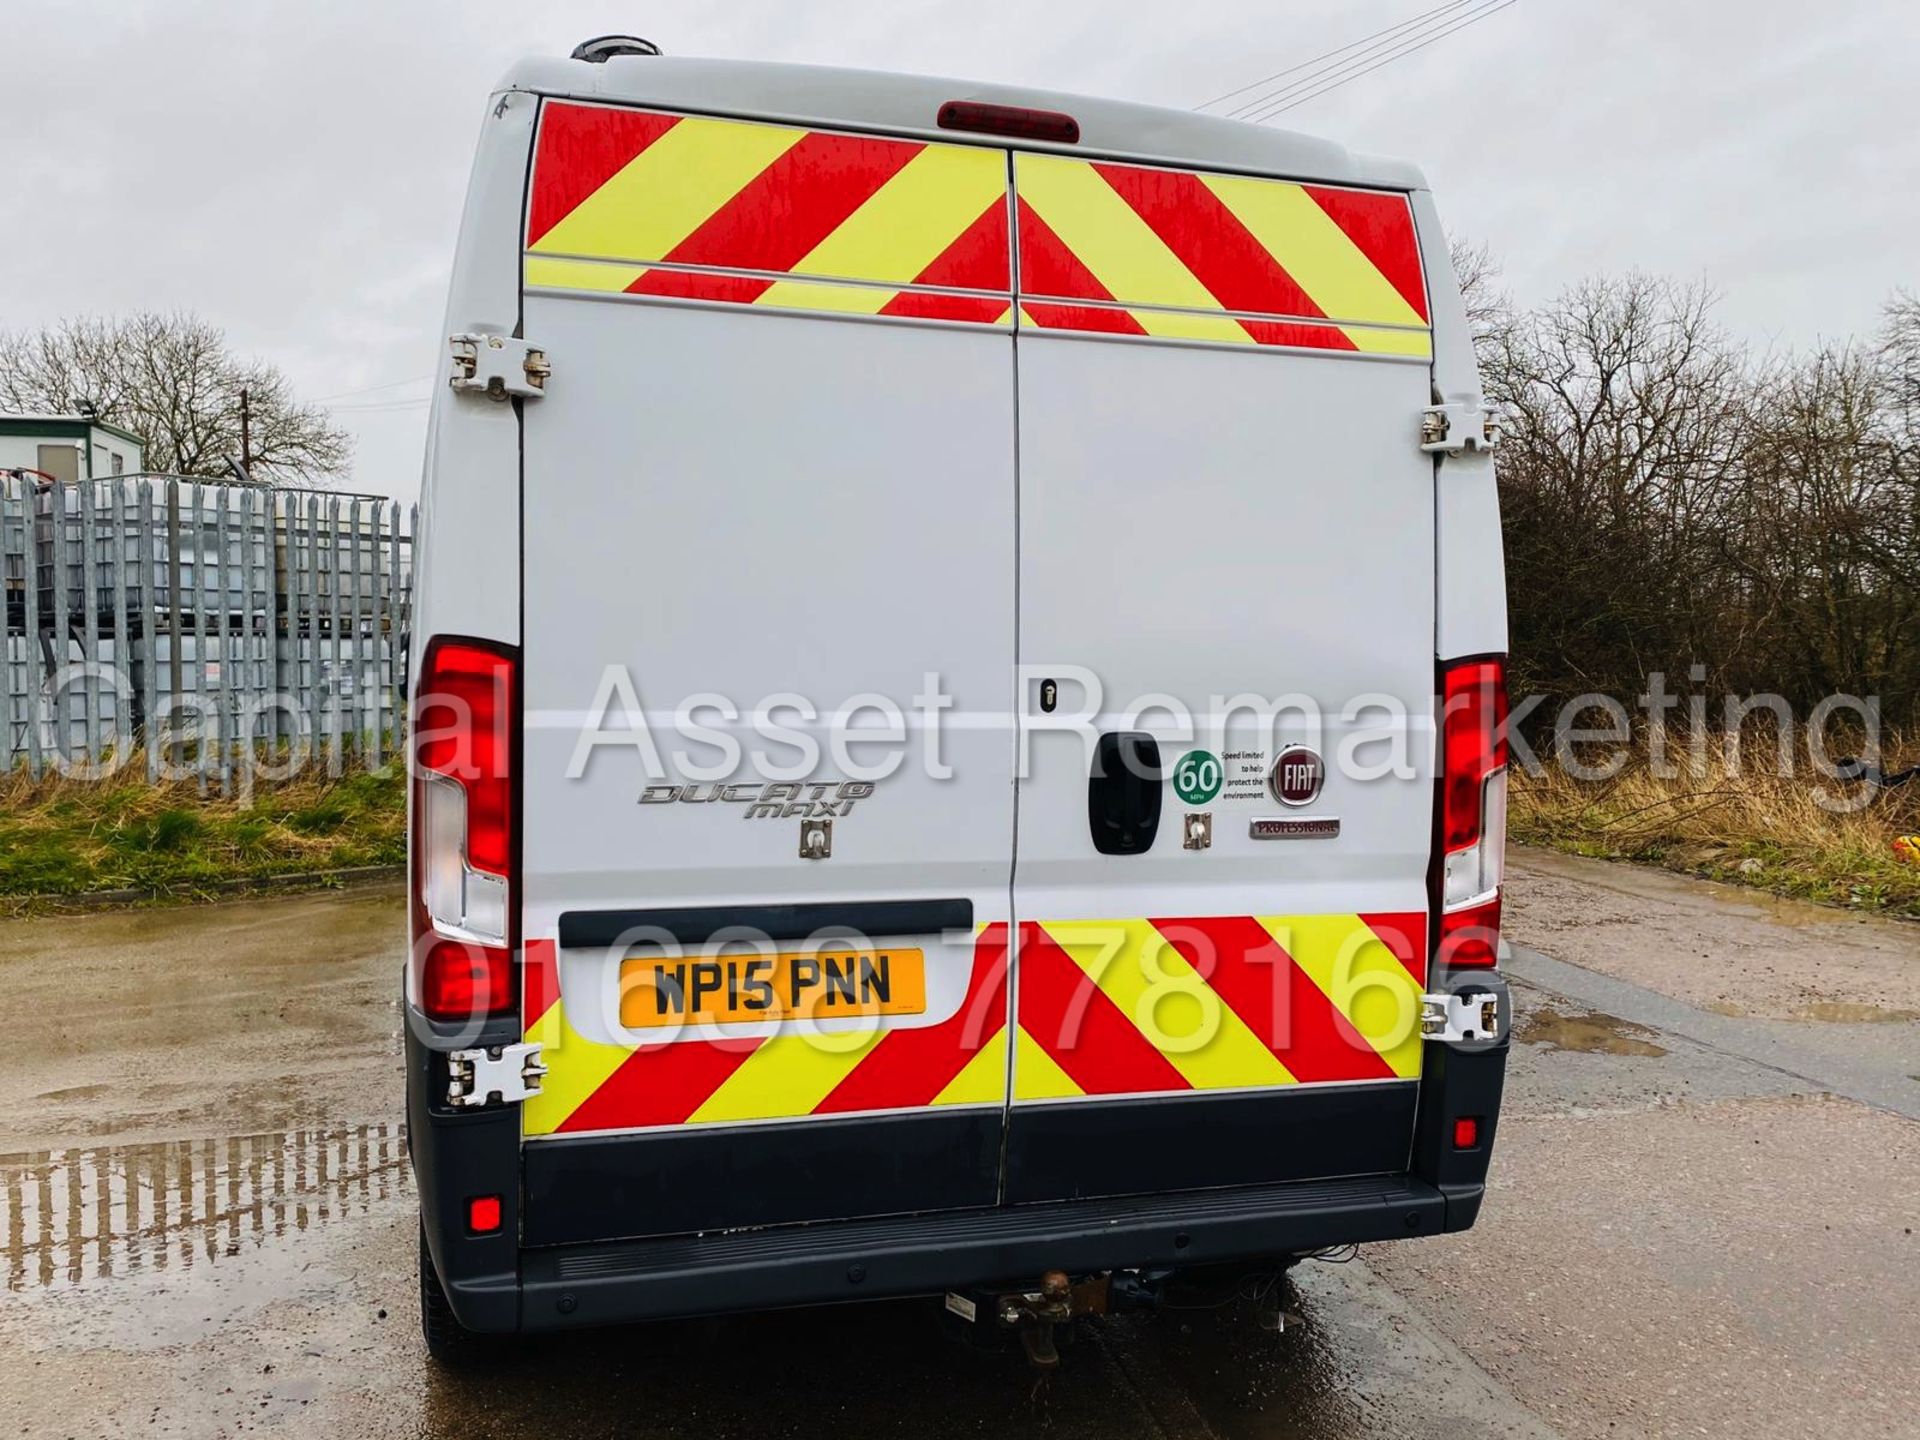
(1, 851, 1915, 1439)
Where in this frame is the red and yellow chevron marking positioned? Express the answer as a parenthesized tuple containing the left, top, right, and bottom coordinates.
(523, 101, 1013, 324)
(520, 910, 1427, 1135)
(520, 928, 1011, 1138)
(1013, 153, 1431, 357)
(522, 101, 1432, 356)
(1012, 912, 1428, 1100)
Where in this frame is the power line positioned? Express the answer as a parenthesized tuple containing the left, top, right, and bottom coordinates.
(1229, 0, 1500, 120)
(1242, 0, 1519, 122)
(311, 373, 435, 404)
(1194, 0, 1473, 113)
(327, 397, 431, 414)
(1255, 0, 1520, 118)
(1235, 0, 1511, 121)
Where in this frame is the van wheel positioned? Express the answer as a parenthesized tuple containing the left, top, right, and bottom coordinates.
(419, 1226, 491, 1368)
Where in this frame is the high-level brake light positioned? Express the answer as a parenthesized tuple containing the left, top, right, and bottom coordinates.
(1437, 657, 1507, 969)
(411, 637, 518, 1021)
(937, 100, 1080, 144)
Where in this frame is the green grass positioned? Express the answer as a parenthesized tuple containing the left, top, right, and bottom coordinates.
(0, 766, 405, 905)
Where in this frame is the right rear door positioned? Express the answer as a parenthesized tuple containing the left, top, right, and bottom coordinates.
(1006, 152, 1439, 1203)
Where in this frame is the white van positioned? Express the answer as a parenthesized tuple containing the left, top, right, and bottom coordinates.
(407, 38, 1509, 1363)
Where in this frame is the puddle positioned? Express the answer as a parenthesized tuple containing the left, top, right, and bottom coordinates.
(1, 1122, 408, 1292)
(1515, 1008, 1669, 1057)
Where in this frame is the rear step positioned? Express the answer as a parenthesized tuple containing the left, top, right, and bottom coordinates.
(517, 1175, 1451, 1330)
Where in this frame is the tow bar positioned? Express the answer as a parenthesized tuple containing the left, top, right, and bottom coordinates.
(947, 1271, 1112, 1369)
(948, 1263, 1305, 1369)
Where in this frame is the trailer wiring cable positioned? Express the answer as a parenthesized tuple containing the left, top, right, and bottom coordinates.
(1153, 1267, 1295, 1311)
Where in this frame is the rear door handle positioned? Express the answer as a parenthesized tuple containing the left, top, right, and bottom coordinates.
(1088, 731, 1162, 855)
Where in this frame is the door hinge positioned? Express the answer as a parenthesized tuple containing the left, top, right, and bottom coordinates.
(448, 333, 550, 401)
(1421, 990, 1502, 1043)
(1420, 401, 1499, 455)
(446, 1041, 546, 1107)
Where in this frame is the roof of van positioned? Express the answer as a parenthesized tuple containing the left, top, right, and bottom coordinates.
(497, 54, 1429, 193)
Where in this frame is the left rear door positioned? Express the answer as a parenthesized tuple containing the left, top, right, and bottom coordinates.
(512, 99, 1020, 1246)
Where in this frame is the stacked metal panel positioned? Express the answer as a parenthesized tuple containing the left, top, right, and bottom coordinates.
(1, 474, 415, 786)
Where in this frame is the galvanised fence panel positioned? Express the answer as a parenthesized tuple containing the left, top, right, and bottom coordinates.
(0, 474, 413, 787)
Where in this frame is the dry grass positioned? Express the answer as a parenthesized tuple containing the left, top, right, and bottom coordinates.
(1510, 735, 1920, 915)
(9, 735, 1920, 918)
(0, 765, 405, 906)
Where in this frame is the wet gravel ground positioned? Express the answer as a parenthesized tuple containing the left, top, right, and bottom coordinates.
(2, 855, 1916, 1439)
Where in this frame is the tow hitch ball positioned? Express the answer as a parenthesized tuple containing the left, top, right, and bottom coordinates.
(996, 1271, 1110, 1370)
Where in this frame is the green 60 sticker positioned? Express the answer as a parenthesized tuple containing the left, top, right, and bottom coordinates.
(1172, 749, 1222, 805)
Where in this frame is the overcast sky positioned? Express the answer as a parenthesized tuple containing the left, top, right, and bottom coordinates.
(5, 0, 1916, 496)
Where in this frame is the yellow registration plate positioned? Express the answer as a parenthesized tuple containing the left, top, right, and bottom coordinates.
(619, 948, 927, 1028)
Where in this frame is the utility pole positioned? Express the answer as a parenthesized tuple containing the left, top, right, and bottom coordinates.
(240, 387, 253, 474)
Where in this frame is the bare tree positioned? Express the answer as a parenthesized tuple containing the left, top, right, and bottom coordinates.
(1451, 253, 1920, 722)
(1485, 272, 1757, 704)
(1883, 290, 1920, 438)
(1735, 342, 1909, 697)
(0, 312, 350, 483)
(1450, 236, 1516, 378)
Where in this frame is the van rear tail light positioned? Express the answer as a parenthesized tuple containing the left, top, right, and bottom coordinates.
(420, 935, 516, 1019)
(1438, 658, 1507, 969)
(422, 777, 507, 941)
(411, 638, 517, 1021)
(1439, 893, 1502, 970)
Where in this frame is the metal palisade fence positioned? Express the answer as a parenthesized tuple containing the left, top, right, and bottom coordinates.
(0, 474, 414, 789)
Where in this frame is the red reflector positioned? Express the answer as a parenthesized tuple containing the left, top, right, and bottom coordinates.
(1438, 894, 1502, 969)
(938, 100, 1079, 144)
(422, 939, 514, 1021)
(466, 1194, 502, 1235)
(1453, 1117, 1480, 1149)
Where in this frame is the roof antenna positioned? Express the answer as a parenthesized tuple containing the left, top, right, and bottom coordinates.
(570, 36, 662, 63)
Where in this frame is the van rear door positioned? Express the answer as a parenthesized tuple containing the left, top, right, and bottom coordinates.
(513, 100, 1018, 1245)
(1005, 153, 1438, 1203)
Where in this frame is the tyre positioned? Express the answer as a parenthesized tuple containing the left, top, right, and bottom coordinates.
(419, 1225, 493, 1368)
